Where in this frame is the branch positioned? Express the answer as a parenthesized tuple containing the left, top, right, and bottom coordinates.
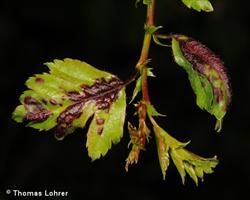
(125, 0, 156, 170)
(136, 0, 155, 70)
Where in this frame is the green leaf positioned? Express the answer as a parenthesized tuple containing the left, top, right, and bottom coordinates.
(154, 124, 170, 180)
(153, 34, 170, 47)
(13, 106, 25, 123)
(143, 0, 152, 5)
(171, 148, 218, 185)
(171, 36, 231, 132)
(147, 68, 156, 77)
(145, 25, 162, 35)
(12, 58, 126, 160)
(130, 76, 142, 104)
(135, 0, 152, 6)
(181, 0, 214, 12)
(86, 88, 126, 160)
(130, 68, 155, 104)
(150, 117, 219, 184)
(146, 103, 166, 117)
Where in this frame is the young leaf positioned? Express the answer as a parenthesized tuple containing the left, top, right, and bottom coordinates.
(125, 144, 141, 171)
(171, 35, 231, 132)
(125, 101, 151, 171)
(130, 68, 155, 104)
(154, 124, 170, 180)
(12, 58, 126, 160)
(135, 0, 152, 6)
(145, 25, 163, 35)
(125, 122, 144, 171)
(143, 0, 152, 5)
(181, 0, 214, 12)
(130, 76, 142, 104)
(146, 103, 166, 117)
(153, 34, 170, 47)
(150, 117, 218, 184)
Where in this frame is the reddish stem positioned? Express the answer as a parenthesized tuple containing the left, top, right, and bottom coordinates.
(136, 0, 155, 70)
(138, 1, 156, 138)
(136, 0, 155, 104)
(142, 68, 150, 102)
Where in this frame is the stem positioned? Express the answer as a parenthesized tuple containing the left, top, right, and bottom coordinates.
(136, 0, 156, 103)
(136, 1, 155, 70)
(125, 1, 156, 170)
(142, 68, 150, 102)
(138, 1, 156, 139)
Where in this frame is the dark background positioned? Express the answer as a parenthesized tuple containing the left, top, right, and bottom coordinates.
(0, 0, 249, 199)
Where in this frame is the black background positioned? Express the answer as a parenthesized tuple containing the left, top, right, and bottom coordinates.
(1, 0, 250, 199)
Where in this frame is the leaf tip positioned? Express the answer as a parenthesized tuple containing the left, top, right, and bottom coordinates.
(162, 172, 166, 181)
(215, 119, 223, 133)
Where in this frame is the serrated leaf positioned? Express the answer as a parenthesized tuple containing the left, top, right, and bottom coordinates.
(86, 88, 126, 160)
(182, 0, 214, 12)
(172, 36, 231, 132)
(12, 58, 126, 160)
(171, 149, 186, 184)
(150, 117, 219, 184)
(183, 161, 198, 185)
(171, 148, 218, 185)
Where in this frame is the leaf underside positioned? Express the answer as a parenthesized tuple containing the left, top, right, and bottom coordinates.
(171, 36, 231, 132)
(13, 58, 126, 160)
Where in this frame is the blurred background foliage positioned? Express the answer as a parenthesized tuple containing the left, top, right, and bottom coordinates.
(0, 0, 250, 199)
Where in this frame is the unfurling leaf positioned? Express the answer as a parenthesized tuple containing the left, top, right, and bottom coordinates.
(172, 35, 231, 132)
(126, 101, 151, 171)
(125, 144, 141, 172)
(181, 0, 214, 12)
(150, 117, 218, 184)
(12, 58, 126, 160)
(125, 122, 143, 171)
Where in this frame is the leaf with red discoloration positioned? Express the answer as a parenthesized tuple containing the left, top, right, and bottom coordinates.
(13, 59, 126, 160)
(172, 35, 231, 132)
